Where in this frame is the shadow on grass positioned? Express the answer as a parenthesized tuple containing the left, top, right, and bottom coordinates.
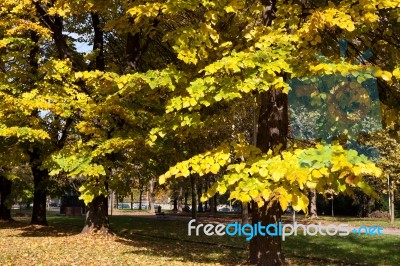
(109, 216, 247, 265)
(0, 216, 82, 238)
(115, 235, 248, 265)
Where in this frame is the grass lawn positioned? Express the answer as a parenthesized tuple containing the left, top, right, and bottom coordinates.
(1, 215, 399, 265)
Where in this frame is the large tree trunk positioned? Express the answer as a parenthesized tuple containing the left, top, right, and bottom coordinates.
(27, 30, 48, 226)
(249, 0, 288, 264)
(250, 201, 284, 265)
(30, 161, 48, 226)
(0, 176, 12, 221)
(82, 194, 109, 233)
(81, 14, 110, 234)
(250, 85, 288, 265)
(309, 190, 318, 219)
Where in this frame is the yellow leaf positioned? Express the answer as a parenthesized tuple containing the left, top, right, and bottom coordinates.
(259, 168, 268, 177)
(393, 68, 400, 78)
(262, 189, 271, 200)
(312, 170, 323, 178)
(381, 71, 392, 81)
(249, 189, 259, 199)
(210, 163, 220, 174)
(159, 174, 166, 184)
(306, 181, 317, 189)
(338, 171, 349, 179)
(279, 196, 288, 211)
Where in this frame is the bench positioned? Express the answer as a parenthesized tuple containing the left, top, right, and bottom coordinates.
(155, 211, 167, 219)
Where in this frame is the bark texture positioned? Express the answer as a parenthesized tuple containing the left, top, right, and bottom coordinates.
(0, 175, 12, 221)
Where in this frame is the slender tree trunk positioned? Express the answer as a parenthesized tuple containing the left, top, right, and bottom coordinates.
(82, 194, 109, 233)
(178, 186, 183, 212)
(241, 202, 249, 224)
(149, 178, 155, 212)
(197, 179, 203, 212)
(209, 177, 217, 214)
(390, 189, 395, 224)
(210, 195, 217, 214)
(204, 181, 208, 212)
(309, 190, 317, 219)
(139, 190, 143, 210)
(130, 191, 134, 210)
(184, 190, 189, 208)
(173, 197, 178, 212)
(190, 174, 197, 220)
(0, 176, 12, 221)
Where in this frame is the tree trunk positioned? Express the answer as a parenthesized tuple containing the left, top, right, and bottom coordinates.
(30, 164, 48, 226)
(249, 0, 288, 263)
(210, 195, 217, 214)
(173, 196, 178, 212)
(184, 190, 189, 208)
(241, 202, 249, 224)
(0, 176, 12, 221)
(82, 194, 109, 233)
(130, 191, 134, 210)
(139, 190, 143, 210)
(149, 178, 155, 212)
(204, 179, 209, 211)
(209, 177, 217, 213)
(249, 201, 284, 265)
(250, 88, 288, 265)
(178, 186, 183, 212)
(197, 179, 203, 212)
(390, 189, 395, 224)
(190, 174, 197, 220)
(309, 190, 317, 219)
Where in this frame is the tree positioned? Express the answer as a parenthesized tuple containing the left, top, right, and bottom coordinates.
(156, 0, 399, 264)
